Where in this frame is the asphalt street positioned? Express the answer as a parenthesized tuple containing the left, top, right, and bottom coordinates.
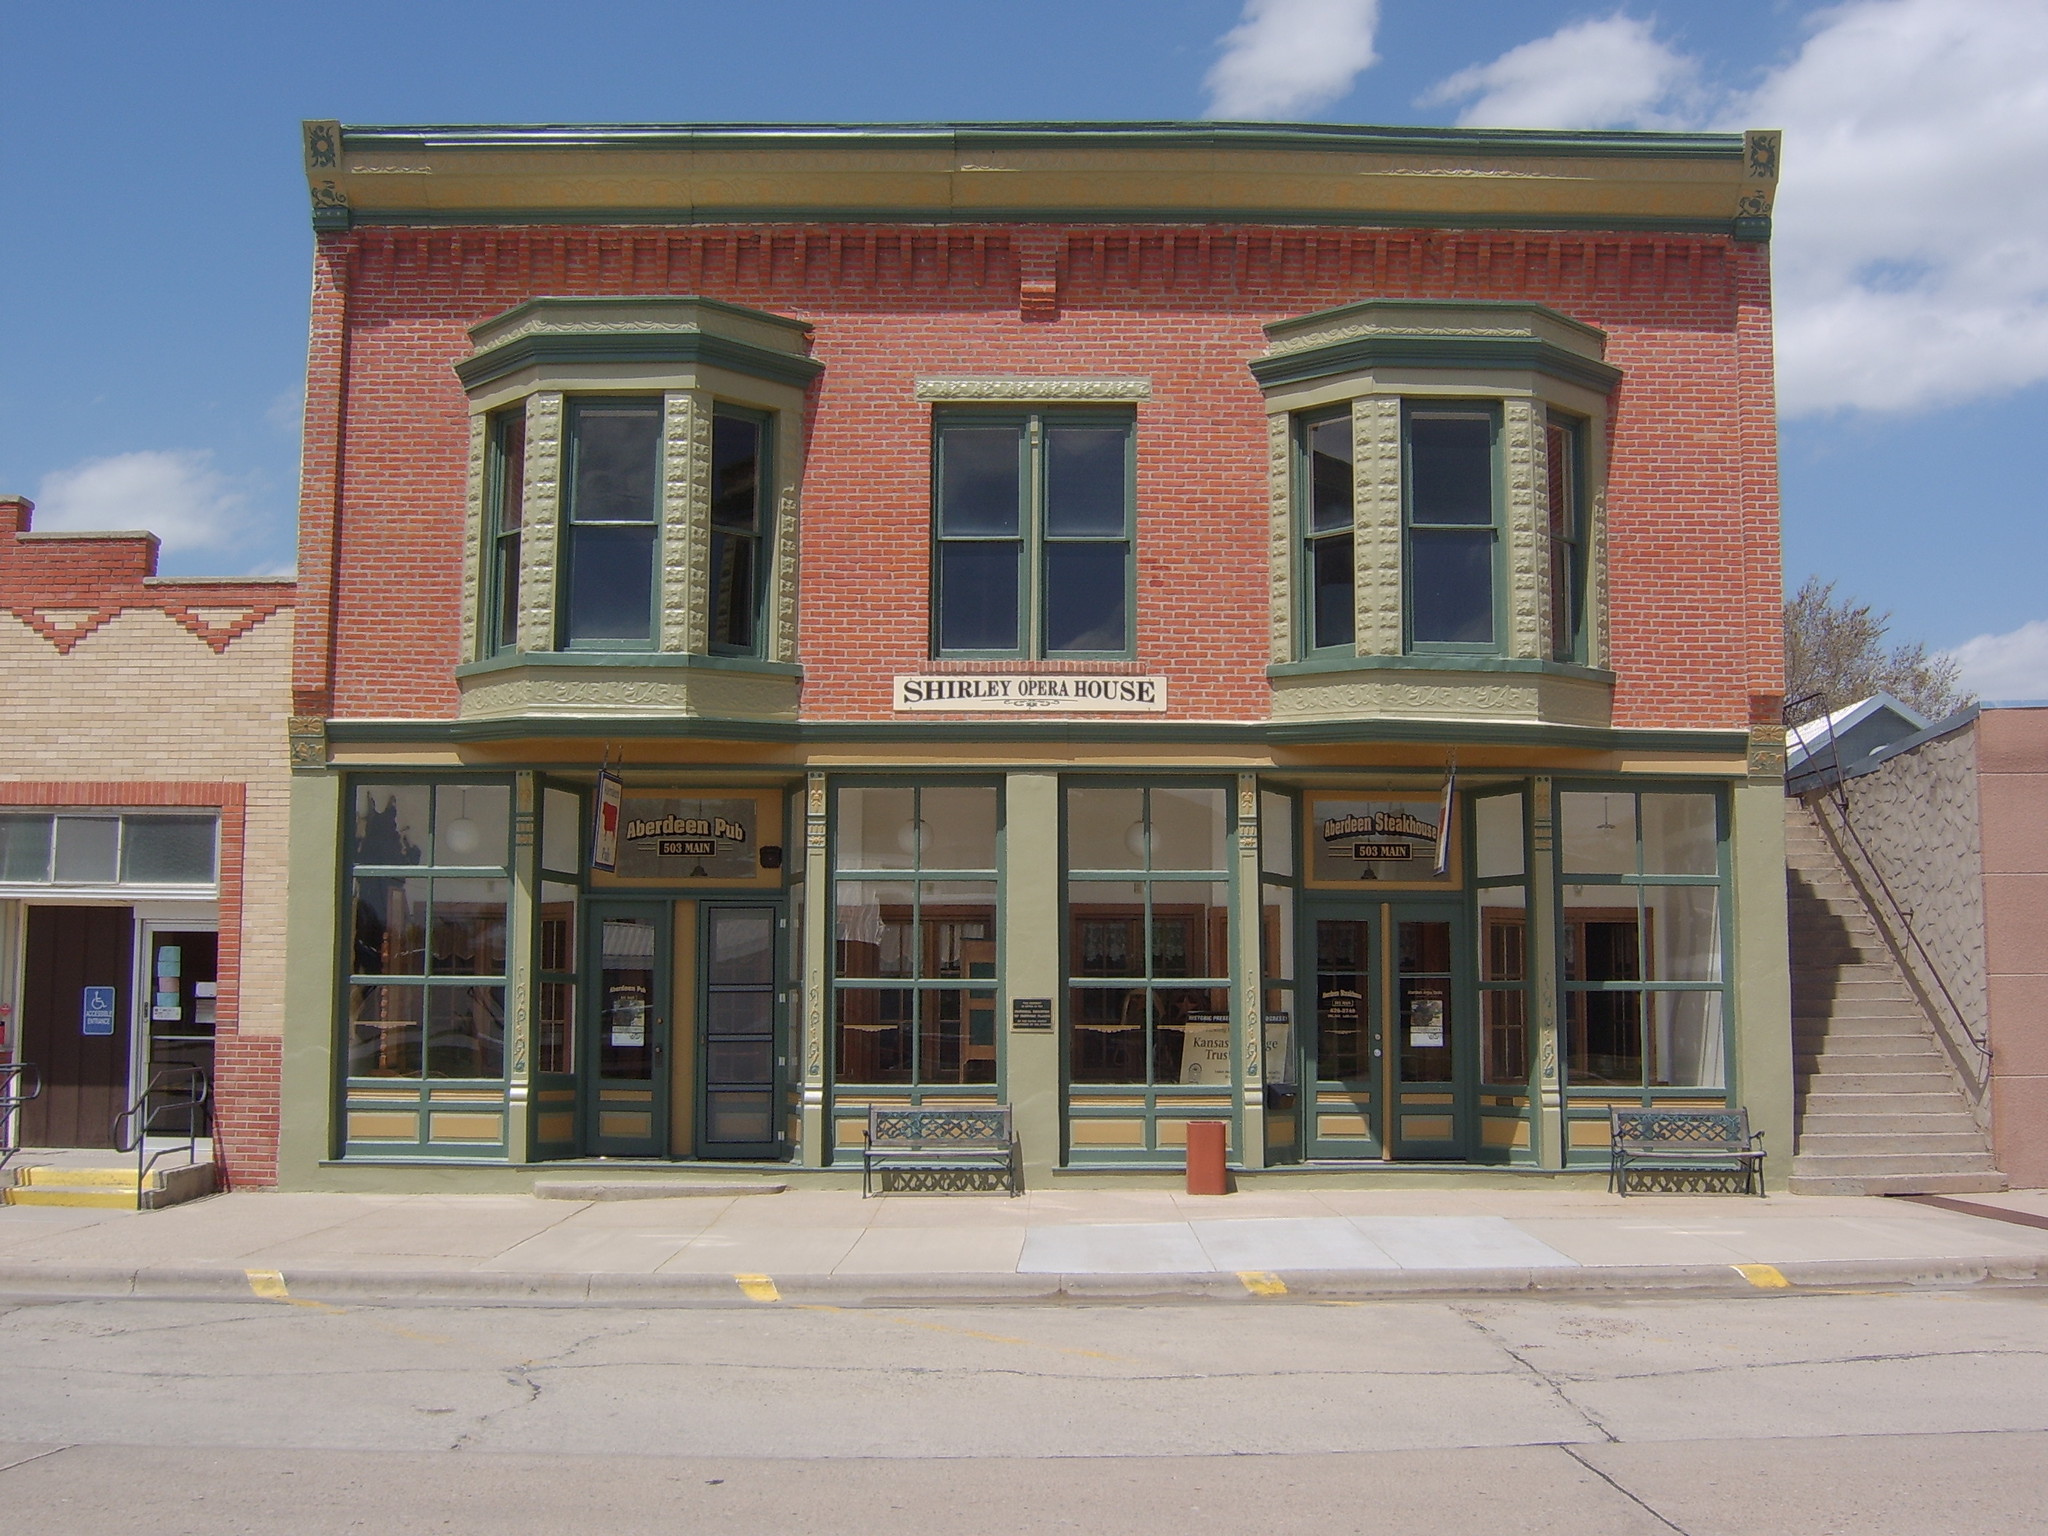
(2, 1287, 2045, 1533)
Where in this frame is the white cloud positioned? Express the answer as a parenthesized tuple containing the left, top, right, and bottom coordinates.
(1421, 0, 2048, 417)
(1205, 0, 1380, 119)
(1425, 15, 1694, 130)
(33, 449, 255, 559)
(1948, 620, 2048, 702)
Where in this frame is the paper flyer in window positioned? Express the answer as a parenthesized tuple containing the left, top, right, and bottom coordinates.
(591, 767, 624, 873)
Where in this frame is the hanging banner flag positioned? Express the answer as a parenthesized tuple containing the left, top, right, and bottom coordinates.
(591, 765, 624, 873)
(1433, 757, 1458, 878)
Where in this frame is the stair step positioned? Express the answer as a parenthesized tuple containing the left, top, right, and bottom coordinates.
(1800, 1090, 1971, 1113)
(1799, 1112, 1984, 1136)
(1791, 1176, 2009, 1198)
(13, 1166, 144, 1189)
(1796, 1050, 1948, 1072)
(1789, 1150, 2002, 1177)
(0, 1161, 215, 1211)
(1797, 1071, 1963, 1095)
(1794, 1132, 1993, 1156)
(1793, 1000, 1928, 1020)
(2, 1186, 141, 1210)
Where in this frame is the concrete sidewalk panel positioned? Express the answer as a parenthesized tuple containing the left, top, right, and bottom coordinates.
(1189, 1218, 1398, 1272)
(1349, 1216, 1580, 1269)
(1018, 1221, 1211, 1274)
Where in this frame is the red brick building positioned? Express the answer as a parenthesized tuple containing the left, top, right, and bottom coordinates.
(280, 121, 1792, 1188)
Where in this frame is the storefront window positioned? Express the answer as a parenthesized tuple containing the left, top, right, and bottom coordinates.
(347, 782, 511, 1080)
(833, 785, 1000, 1087)
(1472, 790, 1529, 1087)
(1066, 786, 1233, 1086)
(1559, 788, 1726, 1092)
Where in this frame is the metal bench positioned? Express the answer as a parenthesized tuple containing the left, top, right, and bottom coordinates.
(1609, 1108, 1766, 1196)
(862, 1106, 1020, 1197)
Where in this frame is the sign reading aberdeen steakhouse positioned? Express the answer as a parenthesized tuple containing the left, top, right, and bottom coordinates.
(893, 674, 1169, 713)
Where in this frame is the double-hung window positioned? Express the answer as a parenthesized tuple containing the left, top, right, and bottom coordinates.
(483, 408, 526, 655)
(561, 397, 662, 649)
(1298, 411, 1355, 653)
(1546, 413, 1587, 663)
(709, 407, 772, 655)
(933, 410, 1133, 658)
(1404, 405, 1501, 651)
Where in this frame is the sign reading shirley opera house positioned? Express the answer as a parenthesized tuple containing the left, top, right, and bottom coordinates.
(893, 673, 1168, 713)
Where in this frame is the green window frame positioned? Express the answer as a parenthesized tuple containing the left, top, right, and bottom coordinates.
(932, 409, 1135, 660)
(831, 783, 1002, 1093)
(709, 404, 773, 657)
(1403, 403, 1503, 655)
(482, 405, 527, 656)
(1555, 786, 1729, 1102)
(559, 396, 662, 651)
(1296, 409, 1355, 654)
(1469, 788, 1531, 1092)
(1546, 412, 1588, 664)
(344, 781, 514, 1085)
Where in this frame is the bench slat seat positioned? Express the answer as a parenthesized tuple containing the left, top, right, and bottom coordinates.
(1609, 1108, 1765, 1196)
(863, 1106, 1020, 1197)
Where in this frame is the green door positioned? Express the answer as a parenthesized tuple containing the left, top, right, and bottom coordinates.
(1387, 903, 1471, 1160)
(696, 903, 783, 1159)
(584, 900, 670, 1157)
(1304, 907, 1382, 1159)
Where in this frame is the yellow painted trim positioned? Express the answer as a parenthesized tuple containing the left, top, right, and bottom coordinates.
(428, 1112, 505, 1141)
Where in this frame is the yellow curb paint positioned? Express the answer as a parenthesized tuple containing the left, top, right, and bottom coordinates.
(1238, 1271, 1288, 1297)
(736, 1273, 781, 1302)
(245, 1269, 290, 1299)
(1734, 1263, 1791, 1289)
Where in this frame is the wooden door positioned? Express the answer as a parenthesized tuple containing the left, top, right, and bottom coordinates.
(19, 906, 134, 1148)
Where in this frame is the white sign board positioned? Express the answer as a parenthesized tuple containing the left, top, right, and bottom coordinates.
(893, 674, 1168, 713)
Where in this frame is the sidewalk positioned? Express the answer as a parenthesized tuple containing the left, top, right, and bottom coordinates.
(4, 1182, 2048, 1305)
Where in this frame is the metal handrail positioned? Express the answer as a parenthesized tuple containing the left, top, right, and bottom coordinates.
(0, 1062, 43, 1178)
(111, 1064, 211, 1197)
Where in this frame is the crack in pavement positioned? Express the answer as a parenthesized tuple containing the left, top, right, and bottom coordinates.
(1558, 1443, 1691, 1534)
(1453, 1308, 1620, 1444)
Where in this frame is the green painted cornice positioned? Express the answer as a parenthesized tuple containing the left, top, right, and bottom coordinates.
(1250, 333, 1622, 393)
(456, 329, 822, 392)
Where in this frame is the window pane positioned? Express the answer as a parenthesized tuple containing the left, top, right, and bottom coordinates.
(709, 906, 775, 986)
(1148, 787, 1228, 871)
(937, 541, 1019, 652)
(1069, 883, 1144, 977)
(429, 877, 509, 977)
(353, 785, 430, 867)
(1474, 793, 1524, 878)
(1408, 413, 1494, 525)
(1043, 425, 1127, 536)
(493, 533, 522, 652)
(1564, 887, 1642, 981)
(1260, 790, 1294, 878)
(1070, 986, 1147, 1083)
(569, 402, 660, 522)
(921, 989, 999, 1085)
(353, 876, 428, 976)
(539, 880, 578, 973)
(538, 979, 575, 1076)
(1566, 988, 1641, 1087)
(121, 816, 217, 884)
(1149, 882, 1229, 977)
(1066, 788, 1145, 870)
(1409, 528, 1494, 644)
(0, 815, 52, 881)
(1399, 973, 1454, 1082)
(426, 984, 505, 1079)
(1560, 793, 1635, 876)
(838, 787, 918, 871)
(1308, 415, 1354, 532)
(1479, 889, 1527, 981)
(1546, 420, 1577, 540)
(1641, 793, 1718, 875)
(836, 987, 912, 1084)
(1314, 918, 1370, 1081)
(565, 524, 656, 644)
(711, 413, 763, 532)
(1157, 987, 1231, 1084)
(52, 817, 119, 883)
(1311, 533, 1355, 650)
(542, 788, 581, 874)
(1652, 992, 1725, 1088)
(921, 882, 996, 979)
(434, 785, 509, 867)
(919, 786, 997, 871)
(938, 425, 1022, 536)
(1044, 541, 1126, 653)
(349, 983, 424, 1078)
(1483, 991, 1528, 1085)
(834, 880, 914, 978)
(1644, 884, 1722, 983)
(709, 529, 757, 650)
(491, 409, 526, 533)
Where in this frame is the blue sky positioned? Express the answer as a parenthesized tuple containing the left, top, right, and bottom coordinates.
(3, 1, 2044, 690)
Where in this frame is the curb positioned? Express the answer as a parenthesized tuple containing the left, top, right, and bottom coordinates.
(0, 1253, 2043, 1307)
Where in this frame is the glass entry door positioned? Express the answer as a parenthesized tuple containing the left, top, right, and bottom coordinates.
(584, 901, 669, 1157)
(1303, 901, 1472, 1161)
(697, 904, 783, 1159)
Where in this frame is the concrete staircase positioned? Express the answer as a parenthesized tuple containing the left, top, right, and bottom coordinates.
(1785, 800, 2004, 1195)
(0, 1158, 216, 1211)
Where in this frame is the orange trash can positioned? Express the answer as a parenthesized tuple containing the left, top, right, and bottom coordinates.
(1185, 1120, 1229, 1196)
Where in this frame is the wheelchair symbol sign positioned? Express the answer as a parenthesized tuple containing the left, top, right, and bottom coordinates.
(82, 986, 117, 1037)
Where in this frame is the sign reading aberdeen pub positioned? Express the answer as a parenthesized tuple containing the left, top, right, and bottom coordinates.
(893, 674, 1168, 713)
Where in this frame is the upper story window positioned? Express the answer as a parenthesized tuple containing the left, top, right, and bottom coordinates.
(710, 408, 770, 655)
(1298, 412, 1354, 654)
(562, 398, 663, 649)
(1546, 412, 1587, 664)
(934, 410, 1134, 660)
(483, 408, 525, 656)
(1404, 406, 1500, 652)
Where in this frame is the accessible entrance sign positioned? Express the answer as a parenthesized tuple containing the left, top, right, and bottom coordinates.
(81, 986, 117, 1037)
